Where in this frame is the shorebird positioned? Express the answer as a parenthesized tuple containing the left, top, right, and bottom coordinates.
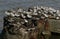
(15, 12, 20, 17)
(18, 8, 23, 12)
(28, 7, 33, 12)
(24, 19, 28, 23)
(21, 13, 26, 19)
(55, 16, 60, 20)
(34, 6, 37, 13)
(27, 14, 32, 18)
(5, 10, 12, 15)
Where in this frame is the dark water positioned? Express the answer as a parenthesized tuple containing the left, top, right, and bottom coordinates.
(0, 0, 60, 39)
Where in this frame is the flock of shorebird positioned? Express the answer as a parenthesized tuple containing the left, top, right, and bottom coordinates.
(4, 6, 60, 31)
(5, 6, 60, 20)
(3, 6, 60, 39)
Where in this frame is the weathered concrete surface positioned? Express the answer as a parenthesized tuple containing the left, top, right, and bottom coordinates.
(48, 19, 60, 33)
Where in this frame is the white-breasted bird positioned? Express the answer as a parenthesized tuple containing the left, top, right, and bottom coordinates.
(24, 19, 28, 23)
(5, 11, 11, 15)
(27, 14, 32, 18)
(18, 8, 23, 12)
